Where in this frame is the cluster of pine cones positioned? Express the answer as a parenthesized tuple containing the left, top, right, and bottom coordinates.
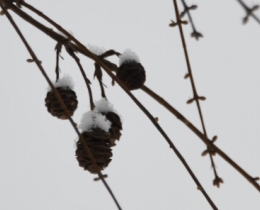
(44, 55, 145, 174)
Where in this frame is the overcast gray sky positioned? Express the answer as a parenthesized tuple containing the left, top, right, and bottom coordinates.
(1, 0, 260, 209)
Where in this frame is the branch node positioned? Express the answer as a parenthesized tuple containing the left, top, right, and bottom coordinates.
(94, 174, 108, 181)
(169, 20, 188, 27)
(27, 58, 42, 64)
(180, 5, 198, 18)
(184, 73, 190, 79)
(0, 10, 6, 15)
(213, 176, 224, 188)
(191, 30, 203, 40)
(186, 98, 194, 104)
(243, 5, 259, 24)
(197, 185, 203, 191)
(169, 20, 178, 27)
(198, 96, 206, 101)
(201, 149, 209, 157)
(212, 135, 218, 143)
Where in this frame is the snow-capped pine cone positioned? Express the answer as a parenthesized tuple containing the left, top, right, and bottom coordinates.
(103, 112, 122, 146)
(45, 87, 78, 120)
(75, 128, 113, 174)
(117, 61, 146, 90)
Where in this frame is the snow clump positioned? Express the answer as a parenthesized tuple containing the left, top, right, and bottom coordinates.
(119, 49, 140, 66)
(94, 98, 123, 122)
(78, 110, 111, 132)
(94, 98, 114, 113)
(47, 75, 74, 91)
(88, 44, 106, 56)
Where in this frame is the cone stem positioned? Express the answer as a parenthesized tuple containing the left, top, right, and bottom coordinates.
(70, 52, 95, 110)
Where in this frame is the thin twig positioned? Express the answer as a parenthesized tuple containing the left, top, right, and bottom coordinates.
(97, 67, 219, 210)
(6, 0, 260, 192)
(180, 0, 203, 40)
(54, 42, 62, 82)
(0, 2, 122, 209)
(172, 0, 222, 186)
(65, 44, 95, 110)
(237, 0, 260, 25)
(2, 0, 218, 208)
(1, 1, 110, 65)
(94, 63, 106, 98)
(94, 50, 121, 98)
(141, 85, 260, 191)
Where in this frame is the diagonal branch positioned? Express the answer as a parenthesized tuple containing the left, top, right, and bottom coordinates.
(0, 2, 122, 209)
(4, 0, 260, 193)
(141, 85, 260, 191)
(171, 0, 222, 187)
(1, 1, 218, 208)
(64, 42, 95, 110)
(97, 61, 219, 210)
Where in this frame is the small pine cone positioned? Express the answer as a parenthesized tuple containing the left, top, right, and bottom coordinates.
(117, 61, 146, 90)
(45, 87, 78, 120)
(75, 128, 113, 174)
(103, 112, 122, 146)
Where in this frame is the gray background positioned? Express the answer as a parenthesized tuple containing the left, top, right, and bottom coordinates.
(0, 0, 260, 209)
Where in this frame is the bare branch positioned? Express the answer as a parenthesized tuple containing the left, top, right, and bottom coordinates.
(180, 0, 203, 40)
(1, 0, 217, 207)
(171, 0, 222, 187)
(0, 2, 122, 209)
(141, 85, 260, 192)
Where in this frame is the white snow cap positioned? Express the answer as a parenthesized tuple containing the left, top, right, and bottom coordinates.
(94, 98, 122, 122)
(78, 110, 111, 132)
(88, 44, 106, 56)
(119, 49, 140, 66)
(48, 75, 74, 91)
(94, 98, 114, 113)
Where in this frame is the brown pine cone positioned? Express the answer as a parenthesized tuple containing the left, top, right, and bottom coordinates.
(103, 112, 122, 146)
(45, 87, 78, 120)
(75, 128, 113, 174)
(117, 61, 146, 90)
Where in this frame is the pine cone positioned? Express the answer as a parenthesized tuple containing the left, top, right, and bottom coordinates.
(45, 87, 78, 120)
(75, 128, 113, 174)
(103, 112, 122, 146)
(117, 61, 146, 90)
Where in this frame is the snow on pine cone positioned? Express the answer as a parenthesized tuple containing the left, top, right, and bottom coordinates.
(94, 98, 122, 146)
(45, 86, 78, 120)
(75, 128, 113, 173)
(117, 49, 146, 90)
